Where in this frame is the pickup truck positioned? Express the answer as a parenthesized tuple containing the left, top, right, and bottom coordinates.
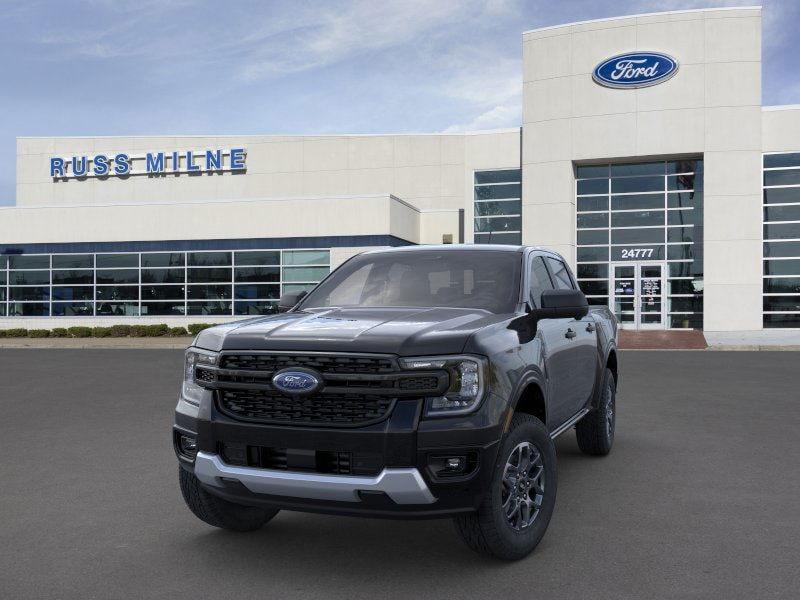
(173, 245, 618, 560)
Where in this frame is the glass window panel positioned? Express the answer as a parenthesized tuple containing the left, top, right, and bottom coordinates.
(577, 264, 608, 279)
(763, 296, 800, 312)
(577, 230, 608, 245)
(10, 287, 49, 301)
(669, 297, 703, 312)
(0, 288, 5, 301)
(668, 279, 703, 295)
(763, 188, 800, 205)
(577, 196, 608, 212)
(529, 256, 554, 305)
(577, 212, 608, 228)
(187, 251, 231, 266)
(0, 255, 6, 269)
(667, 245, 694, 261)
(187, 301, 232, 316)
(544, 257, 574, 290)
(283, 250, 330, 266)
(187, 284, 232, 300)
(667, 174, 698, 191)
(52, 254, 93, 269)
(576, 165, 609, 178)
(577, 179, 608, 195)
(9, 270, 50, 285)
(52, 270, 93, 284)
(763, 278, 800, 294)
(52, 302, 94, 317)
(610, 228, 664, 244)
(611, 210, 664, 228)
(234, 266, 280, 283)
(52, 286, 94, 301)
(765, 170, 800, 187)
(0, 271, 5, 285)
(282, 283, 316, 296)
(96, 269, 138, 284)
(141, 285, 185, 300)
(0, 304, 5, 316)
(611, 162, 664, 177)
(235, 301, 279, 316)
(578, 280, 608, 295)
(764, 223, 800, 240)
(670, 314, 703, 329)
(667, 191, 702, 209)
(764, 259, 800, 275)
(234, 251, 280, 266)
(611, 194, 664, 210)
(587, 297, 609, 306)
(764, 205, 800, 222)
(474, 170, 520, 184)
(234, 284, 280, 300)
(474, 184, 521, 200)
(140, 302, 185, 316)
(577, 247, 609, 262)
(283, 266, 329, 283)
(667, 209, 699, 226)
(474, 216, 521, 233)
(668, 262, 695, 277)
(142, 268, 185, 284)
(474, 200, 521, 217)
(668, 227, 694, 243)
(96, 302, 139, 316)
(96, 254, 138, 268)
(473, 232, 521, 245)
(764, 241, 800, 258)
(764, 314, 800, 327)
(764, 153, 800, 168)
(611, 176, 663, 194)
(141, 253, 185, 268)
(187, 267, 231, 283)
(9, 255, 49, 269)
(9, 302, 49, 316)
(96, 286, 139, 301)
(667, 160, 702, 174)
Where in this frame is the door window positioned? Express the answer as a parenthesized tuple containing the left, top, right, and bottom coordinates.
(545, 257, 575, 290)
(528, 256, 554, 307)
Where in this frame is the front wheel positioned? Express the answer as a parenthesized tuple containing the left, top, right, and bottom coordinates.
(454, 414, 557, 560)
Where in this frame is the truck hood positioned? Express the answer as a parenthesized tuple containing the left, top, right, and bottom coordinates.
(194, 307, 507, 356)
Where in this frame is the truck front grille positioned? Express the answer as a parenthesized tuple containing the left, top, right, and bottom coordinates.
(218, 389, 395, 427)
(219, 442, 384, 476)
(219, 353, 395, 375)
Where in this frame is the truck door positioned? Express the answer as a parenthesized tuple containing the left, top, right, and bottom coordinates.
(543, 257, 598, 421)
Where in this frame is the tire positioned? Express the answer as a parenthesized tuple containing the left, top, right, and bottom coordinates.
(179, 467, 279, 532)
(575, 367, 616, 456)
(454, 414, 557, 560)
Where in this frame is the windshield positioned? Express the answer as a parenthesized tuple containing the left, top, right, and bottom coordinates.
(300, 250, 522, 314)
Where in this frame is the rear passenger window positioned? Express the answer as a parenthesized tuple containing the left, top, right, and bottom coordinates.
(529, 256, 554, 307)
(545, 258, 575, 290)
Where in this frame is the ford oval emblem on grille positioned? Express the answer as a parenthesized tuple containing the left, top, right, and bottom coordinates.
(272, 369, 321, 395)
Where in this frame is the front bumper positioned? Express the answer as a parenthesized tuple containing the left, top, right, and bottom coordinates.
(175, 390, 506, 519)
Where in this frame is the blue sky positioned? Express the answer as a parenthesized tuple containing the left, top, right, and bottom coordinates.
(1, 0, 798, 206)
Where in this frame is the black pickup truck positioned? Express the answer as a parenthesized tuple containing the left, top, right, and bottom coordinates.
(174, 245, 618, 560)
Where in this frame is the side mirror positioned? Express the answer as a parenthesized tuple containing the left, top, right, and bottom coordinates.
(536, 289, 589, 320)
(278, 290, 308, 313)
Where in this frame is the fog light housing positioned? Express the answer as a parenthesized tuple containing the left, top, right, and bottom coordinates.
(176, 433, 197, 460)
(428, 452, 477, 478)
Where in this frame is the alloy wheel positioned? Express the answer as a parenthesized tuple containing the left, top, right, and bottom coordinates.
(501, 441, 545, 531)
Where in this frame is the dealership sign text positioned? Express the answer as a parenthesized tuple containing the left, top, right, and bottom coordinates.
(592, 52, 678, 89)
(50, 148, 247, 179)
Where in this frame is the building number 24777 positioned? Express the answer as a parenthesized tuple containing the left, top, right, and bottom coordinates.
(620, 248, 655, 259)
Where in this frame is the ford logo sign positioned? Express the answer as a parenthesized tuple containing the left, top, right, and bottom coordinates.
(593, 52, 678, 89)
(272, 369, 321, 395)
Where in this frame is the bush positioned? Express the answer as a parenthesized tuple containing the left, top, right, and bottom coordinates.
(67, 326, 92, 338)
(91, 327, 113, 338)
(109, 324, 132, 337)
(168, 326, 189, 337)
(129, 325, 149, 337)
(146, 324, 169, 337)
(27, 329, 51, 338)
(51, 328, 69, 338)
(4, 328, 28, 338)
(188, 323, 217, 336)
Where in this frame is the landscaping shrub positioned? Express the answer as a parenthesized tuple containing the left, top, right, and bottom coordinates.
(109, 324, 132, 337)
(27, 329, 51, 338)
(91, 327, 113, 338)
(145, 324, 169, 337)
(67, 326, 92, 338)
(4, 328, 28, 338)
(129, 325, 149, 337)
(188, 323, 216, 336)
(51, 328, 69, 337)
(168, 326, 189, 337)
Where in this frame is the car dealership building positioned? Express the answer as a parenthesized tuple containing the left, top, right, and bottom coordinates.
(2, 6, 799, 333)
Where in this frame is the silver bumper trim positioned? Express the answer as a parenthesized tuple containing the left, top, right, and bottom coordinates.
(194, 452, 437, 505)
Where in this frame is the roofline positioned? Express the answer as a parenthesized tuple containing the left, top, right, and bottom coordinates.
(763, 104, 800, 112)
(522, 5, 761, 36)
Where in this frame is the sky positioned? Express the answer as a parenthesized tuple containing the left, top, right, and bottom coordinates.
(1, 0, 799, 206)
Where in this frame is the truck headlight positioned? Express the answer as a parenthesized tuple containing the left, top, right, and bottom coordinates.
(400, 355, 487, 417)
(182, 348, 218, 405)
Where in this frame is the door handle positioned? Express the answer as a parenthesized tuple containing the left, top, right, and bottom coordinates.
(565, 328, 577, 339)
(586, 323, 595, 333)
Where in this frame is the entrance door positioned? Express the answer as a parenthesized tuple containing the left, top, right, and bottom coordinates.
(611, 262, 666, 330)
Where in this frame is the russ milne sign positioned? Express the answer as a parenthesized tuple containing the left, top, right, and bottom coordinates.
(592, 52, 678, 89)
(50, 148, 246, 179)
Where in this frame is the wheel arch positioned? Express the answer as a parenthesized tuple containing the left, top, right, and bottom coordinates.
(507, 376, 547, 431)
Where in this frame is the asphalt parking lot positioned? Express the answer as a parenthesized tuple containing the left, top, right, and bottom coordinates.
(1, 350, 798, 600)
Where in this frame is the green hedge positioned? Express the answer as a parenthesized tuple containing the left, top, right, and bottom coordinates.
(0, 323, 214, 338)
(28, 329, 51, 338)
(188, 323, 217, 335)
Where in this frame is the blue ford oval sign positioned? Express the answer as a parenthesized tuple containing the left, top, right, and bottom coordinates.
(593, 52, 678, 89)
(272, 369, 321, 395)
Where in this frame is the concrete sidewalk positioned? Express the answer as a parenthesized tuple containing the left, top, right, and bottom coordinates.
(705, 329, 800, 351)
